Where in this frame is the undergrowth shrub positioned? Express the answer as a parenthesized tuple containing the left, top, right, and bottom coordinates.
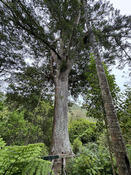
(69, 118, 98, 144)
(22, 159, 53, 175)
(0, 139, 53, 175)
(126, 144, 131, 163)
(67, 143, 115, 175)
(72, 138, 82, 154)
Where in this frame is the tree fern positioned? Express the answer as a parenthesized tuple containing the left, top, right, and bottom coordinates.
(0, 141, 49, 175)
(22, 159, 53, 175)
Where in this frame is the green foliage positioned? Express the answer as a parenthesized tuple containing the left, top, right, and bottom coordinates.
(6, 65, 53, 111)
(117, 87, 131, 144)
(126, 144, 131, 163)
(29, 100, 53, 147)
(68, 104, 87, 121)
(97, 131, 109, 148)
(84, 57, 120, 120)
(72, 138, 82, 154)
(67, 143, 115, 175)
(0, 93, 53, 146)
(22, 159, 53, 175)
(69, 118, 97, 144)
(0, 94, 53, 174)
(0, 108, 43, 145)
(0, 137, 6, 148)
(0, 140, 49, 175)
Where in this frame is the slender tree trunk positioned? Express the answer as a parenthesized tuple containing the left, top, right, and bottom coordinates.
(103, 104, 116, 175)
(83, 1, 131, 174)
(105, 116, 116, 175)
(106, 128, 116, 175)
(95, 56, 131, 175)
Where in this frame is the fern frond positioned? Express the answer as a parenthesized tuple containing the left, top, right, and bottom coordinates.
(22, 159, 52, 175)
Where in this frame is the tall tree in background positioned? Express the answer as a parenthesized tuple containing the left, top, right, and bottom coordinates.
(83, 58, 120, 175)
(83, 58, 120, 120)
(83, 0, 131, 175)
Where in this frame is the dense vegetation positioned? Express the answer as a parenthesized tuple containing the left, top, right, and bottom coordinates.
(0, 84, 131, 174)
(0, 0, 131, 174)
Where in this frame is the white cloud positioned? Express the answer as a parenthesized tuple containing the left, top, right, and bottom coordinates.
(109, 0, 131, 15)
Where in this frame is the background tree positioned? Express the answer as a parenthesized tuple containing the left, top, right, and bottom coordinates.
(83, 57, 120, 121)
(83, 0, 131, 174)
(83, 57, 121, 175)
(0, 92, 53, 146)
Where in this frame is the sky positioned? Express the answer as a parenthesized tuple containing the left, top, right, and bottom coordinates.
(109, 0, 131, 15)
(108, 0, 131, 91)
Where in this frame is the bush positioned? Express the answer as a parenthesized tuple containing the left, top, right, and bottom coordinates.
(67, 143, 115, 175)
(69, 118, 98, 144)
(126, 144, 131, 163)
(0, 109, 44, 145)
(72, 138, 82, 154)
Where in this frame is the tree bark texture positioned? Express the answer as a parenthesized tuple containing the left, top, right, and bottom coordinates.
(95, 56, 131, 175)
(83, 0, 131, 174)
(51, 72, 72, 155)
(105, 116, 116, 175)
(103, 105, 116, 175)
(50, 48, 73, 174)
(51, 71, 73, 175)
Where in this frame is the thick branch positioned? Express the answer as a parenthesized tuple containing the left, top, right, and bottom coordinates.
(67, 10, 81, 56)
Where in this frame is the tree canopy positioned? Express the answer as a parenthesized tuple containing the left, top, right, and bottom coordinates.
(0, 0, 130, 96)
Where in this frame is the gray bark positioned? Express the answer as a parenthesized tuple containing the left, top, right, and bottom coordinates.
(105, 116, 116, 175)
(51, 72, 73, 175)
(50, 1, 81, 155)
(83, 0, 131, 175)
(95, 56, 131, 175)
(51, 71, 72, 155)
(50, 49, 73, 174)
(50, 38, 73, 156)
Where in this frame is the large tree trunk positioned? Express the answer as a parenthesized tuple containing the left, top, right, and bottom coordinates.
(83, 1, 131, 174)
(51, 71, 72, 155)
(50, 51, 73, 174)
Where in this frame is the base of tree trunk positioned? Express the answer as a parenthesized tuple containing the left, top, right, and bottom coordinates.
(52, 154, 74, 175)
(52, 159, 62, 175)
